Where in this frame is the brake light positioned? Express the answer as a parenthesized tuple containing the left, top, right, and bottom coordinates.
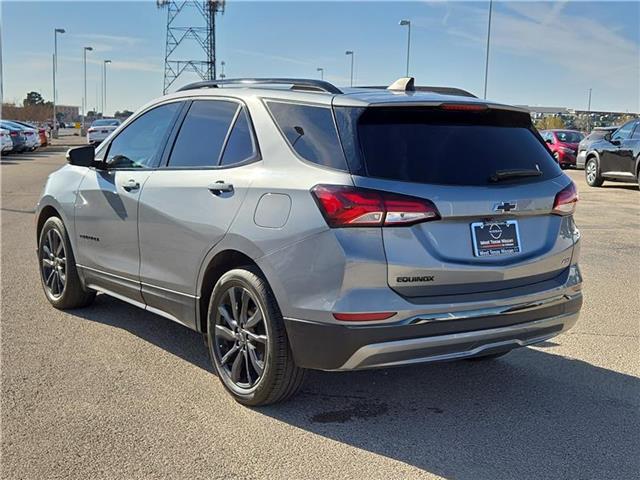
(552, 182, 578, 215)
(333, 312, 396, 321)
(87, 128, 96, 133)
(440, 103, 488, 111)
(311, 185, 440, 227)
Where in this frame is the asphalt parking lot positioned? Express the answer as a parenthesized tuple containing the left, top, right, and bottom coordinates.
(1, 149, 638, 479)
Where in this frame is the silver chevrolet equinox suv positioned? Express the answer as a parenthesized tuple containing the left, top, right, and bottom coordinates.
(36, 77, 583, 405)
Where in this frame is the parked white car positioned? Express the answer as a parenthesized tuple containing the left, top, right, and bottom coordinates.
(87, 119, 121, 144)
(0, 128, 13, 153)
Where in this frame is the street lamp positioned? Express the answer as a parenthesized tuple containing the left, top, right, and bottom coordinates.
(219, 60, 226, 79)
(82, 46, 93, 133)
(316, 67, 324, 80)
(345, 51, 354, 87)
(587, 88, 593, 132)
(483, 0, 493, 99)
(399, 19, 411, 77)
(53, 28, 65, 137)
(103, 60, 111, 116)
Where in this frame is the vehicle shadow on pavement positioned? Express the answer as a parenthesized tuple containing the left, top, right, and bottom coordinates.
(261, 347, 639, 480)
(73, 294, 638, 480)
(73, 293, 211, 371)
(601, 184, 639, 191)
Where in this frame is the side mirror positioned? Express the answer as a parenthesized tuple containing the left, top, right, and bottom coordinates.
(604, 132, 612, 142)
(66, 145, 96, 167)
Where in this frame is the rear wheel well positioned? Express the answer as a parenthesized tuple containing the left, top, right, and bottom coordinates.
(198, 250, 263, 333)
(37, 206, 61, 241)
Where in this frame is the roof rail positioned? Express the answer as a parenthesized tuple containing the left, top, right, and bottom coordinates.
(177, 78, 343, 94)
(357, 85, 477, 98)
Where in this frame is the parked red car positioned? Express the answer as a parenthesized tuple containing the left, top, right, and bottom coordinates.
(540, 129, 585, 168)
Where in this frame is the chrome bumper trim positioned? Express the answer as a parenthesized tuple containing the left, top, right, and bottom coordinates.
(338, 311, 579, 371)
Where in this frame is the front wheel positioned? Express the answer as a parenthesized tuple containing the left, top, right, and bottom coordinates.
(38, 217, 95, 309)
(206, 267, 305, 406)
(585, 157, 604, 187)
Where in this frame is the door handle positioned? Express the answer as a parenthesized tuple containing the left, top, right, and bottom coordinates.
(122, 179, 140, 192)
(208, 181, 234, 195)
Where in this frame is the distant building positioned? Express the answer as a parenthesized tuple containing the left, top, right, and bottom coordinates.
(518, 105, 638, 131)
(56, 105, 80, 122)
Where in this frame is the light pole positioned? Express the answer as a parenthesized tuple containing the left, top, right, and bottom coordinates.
(345, 50, 354, 87)
(483, 0, 493, 99)
(82, 46, 93, 133)
(53, 28, 65, 137)
(399, 19, 411, 77)
(316, 67, 324, 80)
(103, 60, 111, 117)
(587, 88, 592, 132)
(219, 60, 226, 79)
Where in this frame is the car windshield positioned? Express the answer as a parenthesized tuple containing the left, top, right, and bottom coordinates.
(92, 120, 120, 127)
(555, 131, 583, 143)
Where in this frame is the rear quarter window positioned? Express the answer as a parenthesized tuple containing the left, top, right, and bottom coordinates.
(265, 101, 348, 171)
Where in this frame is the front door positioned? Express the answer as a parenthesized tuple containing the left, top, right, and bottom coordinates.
(138, 98, 261, 328)
(74, 101, 183, 303)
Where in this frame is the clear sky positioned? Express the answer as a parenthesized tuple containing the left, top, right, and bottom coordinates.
(2, 1, 639, 115)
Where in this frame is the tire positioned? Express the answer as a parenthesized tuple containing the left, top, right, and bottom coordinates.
(38, 216, 96, 309)
(466, 350, 512, 361)
(206, 266, 305, 406)
(585, 157, 604, 187)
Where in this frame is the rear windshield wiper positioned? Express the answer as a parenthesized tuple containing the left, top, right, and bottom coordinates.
(489, 169, 542, 182)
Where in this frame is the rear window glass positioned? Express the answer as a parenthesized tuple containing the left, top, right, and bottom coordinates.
(220, 107, 257, 166)
(346, 108, 561, 186)
(168, 100, 238, 168)
(554, 131, 583, 143)
(266, 101, 347, 171)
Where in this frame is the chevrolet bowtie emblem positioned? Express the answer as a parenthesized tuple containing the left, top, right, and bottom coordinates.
(494, 201, 517, 213)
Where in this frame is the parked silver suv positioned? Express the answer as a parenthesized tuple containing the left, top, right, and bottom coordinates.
(36, 78, 583, 405)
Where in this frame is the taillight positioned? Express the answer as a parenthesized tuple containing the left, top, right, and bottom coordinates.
(87, 128, 96, 133)
(311, 185, 440, 228)
(552, 182, 578, 215)
(10, 132, 17, 137)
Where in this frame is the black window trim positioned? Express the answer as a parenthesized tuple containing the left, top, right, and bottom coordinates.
(261, 97, 350, 174)
(161, 96, 262, 171)
(99, 99, 187, 171)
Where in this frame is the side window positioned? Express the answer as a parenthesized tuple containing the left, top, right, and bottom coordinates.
(168, 100, 238, 168)
(106, 102, 181, 169)
(612, 121, 635, 141)
(220, 107, 257, 166)
(266, 101, 348, 171)
(631, 122, 640, 139)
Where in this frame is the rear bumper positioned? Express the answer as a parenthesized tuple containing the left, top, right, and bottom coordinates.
(576, 151, 587, 169)
(556, 150, 576, 166)
(284, 292, 582, 371)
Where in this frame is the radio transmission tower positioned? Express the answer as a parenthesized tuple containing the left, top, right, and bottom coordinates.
(157, 0, 225, 94)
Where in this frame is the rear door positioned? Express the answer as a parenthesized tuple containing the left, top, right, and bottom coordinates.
(336, 105, 575, 299)
(601, 121, 635, 173)
(137, 98, 260, 328)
